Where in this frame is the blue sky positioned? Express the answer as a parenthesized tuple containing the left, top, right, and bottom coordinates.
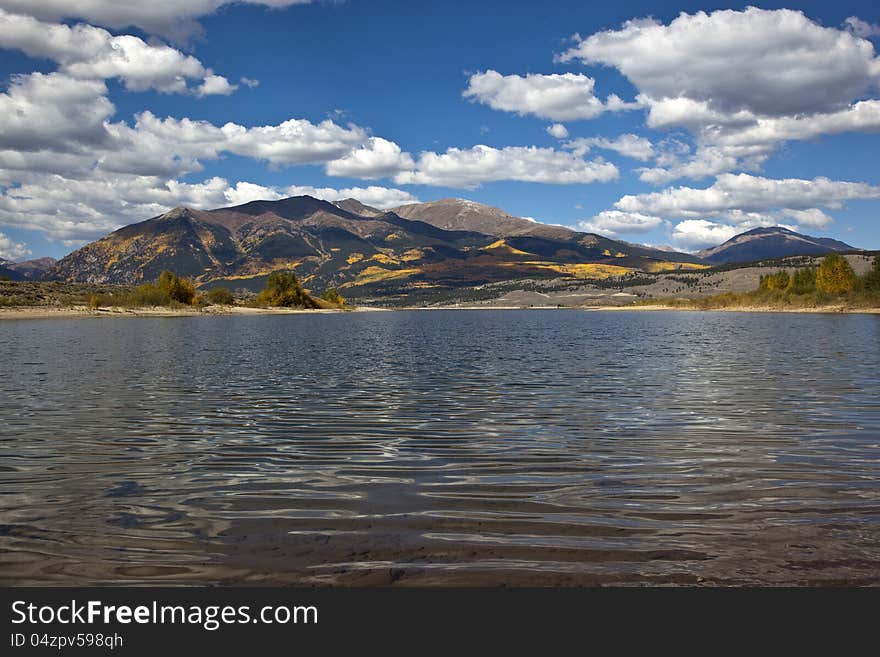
(0, 1, 879, 261)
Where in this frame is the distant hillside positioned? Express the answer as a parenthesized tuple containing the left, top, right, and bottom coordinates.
(0, 257, 56, 281)
(0, 259, 22, 280)
(389, 198, 576, 241)
(46, 195, 705, 299)
(697, 227, 855, 264)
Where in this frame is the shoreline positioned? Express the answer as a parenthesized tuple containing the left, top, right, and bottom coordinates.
(587, 304, 880, 314)
(2, 302, 879, 320)
(0, 304, 375, 321)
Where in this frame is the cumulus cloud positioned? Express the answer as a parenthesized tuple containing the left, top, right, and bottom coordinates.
(0, 9, 236, 95)
(559, 8, 880, 118)
(0, 231, 30, 260)
(325, 137, 415, 179)
(671, 219, 738, 249)
(783, 208, 834, 228)
(196, 74, 238, 97)
(579, 210, 663, 236)
(463, 70, 639, 121)
(565, 134, 654, 161)
(0, 1, 313, 42)
(546, 123, 569, 139)
(220, 118, 368, 166)
(394, 145, 619, 188)
(615, 173, 880, 218)
(0, 72, 373, 176)
(558, 8, 880, 182)
(285, 185, 419, 209)
(0, 73, 114, 152)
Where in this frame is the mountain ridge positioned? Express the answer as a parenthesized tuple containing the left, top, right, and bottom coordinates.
(697, 226, 856, 264)
(45, 195, 704, 296)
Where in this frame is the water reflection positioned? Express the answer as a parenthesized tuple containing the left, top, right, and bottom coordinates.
(1, 310, 879, 585)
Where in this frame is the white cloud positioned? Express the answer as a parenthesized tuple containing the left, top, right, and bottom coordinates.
(671, 219, 738, 249)
(285, 185, 418, 209)
(325, 137, 415, 179)
(0, 1, 313, 42)
(782, 208, 833, 228)
(0, 231, 30, 260)
(196, 74, 238, 97)
(844, 17, 880, 39)
(559, 8, 880, 118)
(616, 173, 880, 218)
(463, 70, 639, 121)
(395, 145, 619, 188)
(0, 84, 373, 178)
(579, 210, 663, 236)
(0, 9, 235, 95)
(565, 134, 654, 161)
(546, 123, 569, 139)
(0, 73, 113, 152)
(558, 8, 880, 182)
(220, 118, 368, 166)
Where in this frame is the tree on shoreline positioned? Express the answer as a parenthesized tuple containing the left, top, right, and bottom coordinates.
(320, 288, 344, 305)
(759, 271, 790, 291)
(816, 253, 857, 294)
(863, 255, 880, 291)
(157, 270, 196, 304)
(789, 267, 817, 294)
(256, 271, 317, 308)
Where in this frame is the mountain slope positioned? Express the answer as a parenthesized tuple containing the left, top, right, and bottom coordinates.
(697, 227, 856, 264)
(47, 195, 708, 297)
(332, 198, 385, 217)
(390, 198, 575, 240)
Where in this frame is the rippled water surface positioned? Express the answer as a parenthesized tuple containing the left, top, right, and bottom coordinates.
(1, 310, 879, 585)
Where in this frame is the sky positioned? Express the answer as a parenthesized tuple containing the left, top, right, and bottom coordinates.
(0, 1, 879, 261)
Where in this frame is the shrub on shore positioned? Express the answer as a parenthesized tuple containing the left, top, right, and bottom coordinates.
(157, 270, 196, 304)
(204, 287, 235, 305)
(319, 288, 344, 305)
(255, 271, 318, 308)
(89, 271, 198, 308)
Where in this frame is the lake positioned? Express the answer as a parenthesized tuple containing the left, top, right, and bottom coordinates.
(1, 309, 879, 585)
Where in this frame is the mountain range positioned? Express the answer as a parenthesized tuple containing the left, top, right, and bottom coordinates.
(0, 257, 57, 281)
(39, 197, 860, 299)
(44, 197, 703, 296)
